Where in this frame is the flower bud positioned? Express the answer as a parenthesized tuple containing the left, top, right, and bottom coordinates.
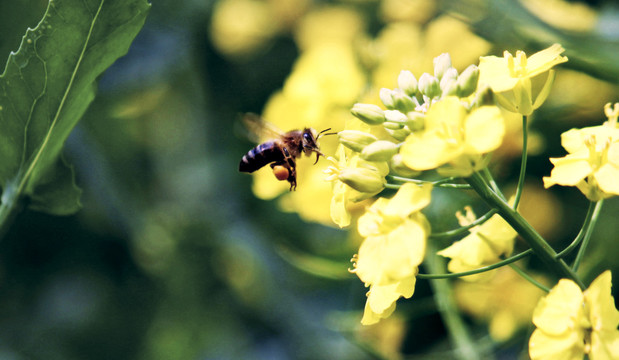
(338, 167, 386, 193)
(361, 140, 399, 161)
(433, 53, 453, 80)
(351, 103, 385, 125)
(379, 88, 396, 109)
(440, 77, 458, 97)
(392, 88, 417, 112)
(418, 73, 441, 99)
(456, 64, 479, 97)
(398, 70, 418, 96)
(338, 130, 377, 152)
(385, 127, 411, 141)
(384, 109, 407, 123)
(406, 111, 425, 131)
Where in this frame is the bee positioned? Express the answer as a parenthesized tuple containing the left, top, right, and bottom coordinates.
(239, 114, 332, 190)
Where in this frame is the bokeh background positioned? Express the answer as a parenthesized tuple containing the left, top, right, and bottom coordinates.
(0, 0, 617, 359)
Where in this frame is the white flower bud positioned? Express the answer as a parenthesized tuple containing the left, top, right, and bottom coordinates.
(398, 70, 418, 96)
(351, 103, 385, 125)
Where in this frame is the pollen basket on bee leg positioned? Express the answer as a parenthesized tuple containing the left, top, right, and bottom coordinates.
(272, 165, 290, 181)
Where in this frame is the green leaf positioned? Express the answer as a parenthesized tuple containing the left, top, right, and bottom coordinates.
(0, 0, 150, 216)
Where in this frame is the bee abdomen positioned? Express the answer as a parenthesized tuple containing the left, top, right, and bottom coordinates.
(239, 141, 285, 173)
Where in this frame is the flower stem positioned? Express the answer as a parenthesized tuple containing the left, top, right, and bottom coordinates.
(572, 200, 604, 272)
(508, 263, 550, 292)
(556, 201, 598, 259)
(425, 241, 483, 360)
(467, 171, 585, 289)
(387, 175, 472, 189)
(513, 115, 528, 209)
(418, 249, 533, 279)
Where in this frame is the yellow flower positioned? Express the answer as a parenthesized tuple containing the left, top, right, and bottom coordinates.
(400, 96, 505, 176)
(437, 206, 517, 281)
(529, 271, 619, 360)
(543, 103, 619, 201)
(478, 44, 568, 115)
(351, 183, 432, 325)
(324, 145, 389, 228)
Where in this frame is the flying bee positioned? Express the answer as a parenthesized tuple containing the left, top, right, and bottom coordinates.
(238, 113, 332, 190)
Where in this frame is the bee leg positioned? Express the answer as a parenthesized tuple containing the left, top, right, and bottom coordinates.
(270, 162, 297, 191)
(288, 168, 297, 191)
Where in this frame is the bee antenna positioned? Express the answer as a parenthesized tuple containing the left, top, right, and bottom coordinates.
(317, 128, 337, 139)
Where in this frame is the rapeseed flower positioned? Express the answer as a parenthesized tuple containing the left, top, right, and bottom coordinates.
(478, 44, 568, 115)
(529, 271, 619, 360)
(351, 183, 432, 324)
(400, 96, 505, 176)
(324, 145, 389, 228)
(437, 206, 517, 281)
(543, 103, 619, 201)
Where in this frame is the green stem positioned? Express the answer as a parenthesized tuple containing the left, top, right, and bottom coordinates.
(508, 263, 550, 292)
(425, 241, 483, 360)
(513, 115, 528, 209)
(572, 200, 604, 272)
(418, 249, 533, 279)
(467, 172, 585, 289)
(556, 201, 598, 259)
(387, 175, 472, 189)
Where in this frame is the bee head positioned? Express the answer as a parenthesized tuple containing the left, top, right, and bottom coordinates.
(302, 128, 335, 163)
(301, 128, 320, 157)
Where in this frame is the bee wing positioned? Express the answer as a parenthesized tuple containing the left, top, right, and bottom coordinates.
(242, 113, 285, 142)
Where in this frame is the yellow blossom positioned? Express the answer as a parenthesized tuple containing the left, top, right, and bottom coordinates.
(478, 44, 568, 115)
(437, 206, 517, 281)
(352, 183, 432, 325)
(543, 103, 619, 201)
(529, 271, 619, 360)
(325, 145, 390, 228)
(400, 96, 505, 176)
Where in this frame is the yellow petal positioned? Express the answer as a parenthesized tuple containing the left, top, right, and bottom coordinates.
(543, 155, 592, 188)
(401, 133, 455, 170)
(594, 145, 619, 196)
(464, 105, 505, 154)
(590, 329, 619, 360)
(584, 271, 619, 332)
(478, 55, 520, 92)
(383, 182, 432, 218)
(532, 279, 584, 335)
(361, 295, 396, 326)
(529, 328, 585, 360)
(330, 181, 351, 228)
(525, 44, 568, 79)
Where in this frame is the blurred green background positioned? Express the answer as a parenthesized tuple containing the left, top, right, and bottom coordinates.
(0, 0, 617, 359)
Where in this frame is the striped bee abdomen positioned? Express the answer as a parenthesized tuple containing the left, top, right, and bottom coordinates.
(239, 141, 286, 173)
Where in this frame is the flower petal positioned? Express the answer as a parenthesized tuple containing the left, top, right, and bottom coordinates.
(464, 105, 505, 154)
(529, 328, 585, 360)
(532, 279, 584, 335)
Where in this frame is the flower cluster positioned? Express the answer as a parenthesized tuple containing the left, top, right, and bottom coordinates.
(350, 183, 432, 325)
(543, 102, 619, 201)
(529, 271, 619, 359)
